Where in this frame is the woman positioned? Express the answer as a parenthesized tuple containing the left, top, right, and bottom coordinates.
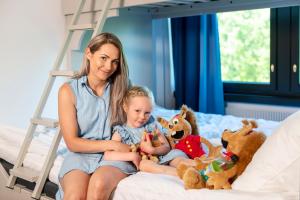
(57, 32, 131, 200)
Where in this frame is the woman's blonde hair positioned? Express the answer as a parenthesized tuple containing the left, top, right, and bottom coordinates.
(76, 32, 129, 126)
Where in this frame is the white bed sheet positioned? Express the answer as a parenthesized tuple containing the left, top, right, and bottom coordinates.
(114, 172, 293, 200)
(0, 106, 286, 199)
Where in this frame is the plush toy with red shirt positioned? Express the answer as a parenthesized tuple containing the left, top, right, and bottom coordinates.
(157, 105, 213, 159)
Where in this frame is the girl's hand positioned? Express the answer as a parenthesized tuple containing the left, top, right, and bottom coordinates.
(157, 131, 170, 148)
(131, 152, 142, 169)
(140, 134, 154, 154)
(111, 141, 131, 152)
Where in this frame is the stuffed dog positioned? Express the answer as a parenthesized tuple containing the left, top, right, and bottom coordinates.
(177, 120, 266, 189)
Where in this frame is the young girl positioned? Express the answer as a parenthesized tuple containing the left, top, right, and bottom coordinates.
(103, 86, 189, 174)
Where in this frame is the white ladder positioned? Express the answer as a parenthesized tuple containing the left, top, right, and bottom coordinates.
(6, 0, 113, 199)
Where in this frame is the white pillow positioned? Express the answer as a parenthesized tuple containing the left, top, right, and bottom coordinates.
(232, 110, 300, 194)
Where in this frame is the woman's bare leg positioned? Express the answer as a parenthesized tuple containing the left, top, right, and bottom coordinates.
(87, 166, 128, 200)
(61, 170, 90, 200)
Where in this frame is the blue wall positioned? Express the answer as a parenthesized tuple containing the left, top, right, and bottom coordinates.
(72, 10, 155, 93)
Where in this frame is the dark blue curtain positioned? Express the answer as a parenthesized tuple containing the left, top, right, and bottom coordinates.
(171, 14, 224, 114)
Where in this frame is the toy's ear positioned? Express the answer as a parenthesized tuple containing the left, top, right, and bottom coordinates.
(180, 105, 188, 119)
(157, 117, 169, 129)
(180, 104, 199, 136)
(181, 111, 187, 119)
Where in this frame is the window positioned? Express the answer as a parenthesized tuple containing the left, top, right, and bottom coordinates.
(218, 7, 300, 106)
(219, 9, 270, 83)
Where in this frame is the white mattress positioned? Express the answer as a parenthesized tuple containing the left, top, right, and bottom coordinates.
(0, 106, 287, 199)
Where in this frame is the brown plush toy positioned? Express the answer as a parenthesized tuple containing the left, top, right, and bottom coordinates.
(130, 129, 161, 163)
(157, 105, 217, 159)
(177, 120, 266, 190)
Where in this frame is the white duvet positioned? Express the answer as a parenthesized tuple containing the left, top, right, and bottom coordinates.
(114, 172, 293, 200)
(1, 106, 292, 200)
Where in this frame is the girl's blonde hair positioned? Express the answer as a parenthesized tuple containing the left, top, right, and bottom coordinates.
(122, 86, 155, 119)
(123, 86, 155, 105)
(76, 32, 129, 126)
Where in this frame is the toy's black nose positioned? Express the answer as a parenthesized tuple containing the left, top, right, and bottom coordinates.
(231, 154, 239, 163)
(221, 138, 228, 148)
(169, 124, 173, 129)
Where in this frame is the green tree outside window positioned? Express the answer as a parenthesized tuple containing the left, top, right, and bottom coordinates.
(218, 9, 270, 83)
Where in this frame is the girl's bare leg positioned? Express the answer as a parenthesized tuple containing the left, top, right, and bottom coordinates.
(171, 157, 196, 167)
(139, 159, 177, 176)
(87, 166, 128, 200)
(61, 170, 90, 200)
(139, 157, 196, 177)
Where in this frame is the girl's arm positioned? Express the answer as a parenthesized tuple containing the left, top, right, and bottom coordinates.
(104, 132, 141, 168)
(59, 83, 130, 153)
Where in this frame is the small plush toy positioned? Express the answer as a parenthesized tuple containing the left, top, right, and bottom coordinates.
(157, 105, 214, 159)
(177, 120, 266, 190)
(130, 128, 161, 163)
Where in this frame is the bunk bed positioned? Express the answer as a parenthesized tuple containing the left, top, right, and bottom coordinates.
(1, 0, 300, 199)
(62, 0, 300, 19)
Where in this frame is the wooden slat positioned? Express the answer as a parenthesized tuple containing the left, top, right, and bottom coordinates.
(50, 70, 78, 77)
(31, 118, 59, 128)
(69, 23, 95, 30)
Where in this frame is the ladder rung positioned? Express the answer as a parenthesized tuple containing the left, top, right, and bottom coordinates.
(69, 23, 95, 30)
(31, 118, 59, 128)
(50, 70, 78, 77)
(10, 167, 39, 182)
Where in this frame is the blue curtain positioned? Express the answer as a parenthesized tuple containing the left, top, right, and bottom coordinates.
(171, 15, 224, 115)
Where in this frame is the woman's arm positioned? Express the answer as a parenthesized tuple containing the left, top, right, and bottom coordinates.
(103, 132, 135, 161)
(58, 83, 130, 153)
(104, 132, 141, 168)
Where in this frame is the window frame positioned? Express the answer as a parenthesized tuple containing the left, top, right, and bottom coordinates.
(223, 6, 300, 106)
(291, 7, 300, 92)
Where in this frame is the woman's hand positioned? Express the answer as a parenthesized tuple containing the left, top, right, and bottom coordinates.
(140, 134, 155, 154)
(130, 152, 142, 169)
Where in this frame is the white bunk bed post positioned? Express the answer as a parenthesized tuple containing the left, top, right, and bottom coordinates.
(5, 0, 113, 199)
